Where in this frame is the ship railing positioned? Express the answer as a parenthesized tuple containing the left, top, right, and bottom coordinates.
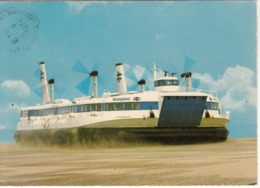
(178, 87, 218, 98)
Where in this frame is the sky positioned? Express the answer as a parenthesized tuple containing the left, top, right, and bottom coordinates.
(0, 1, 257, 142)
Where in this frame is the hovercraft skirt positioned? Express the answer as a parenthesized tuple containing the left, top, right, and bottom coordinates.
(14, 127, 229, 146)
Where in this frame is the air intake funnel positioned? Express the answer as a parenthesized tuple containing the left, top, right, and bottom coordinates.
(115, 63, 127, 95)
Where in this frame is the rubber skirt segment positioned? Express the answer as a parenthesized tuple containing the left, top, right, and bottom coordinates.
(14, 127, 229, 146)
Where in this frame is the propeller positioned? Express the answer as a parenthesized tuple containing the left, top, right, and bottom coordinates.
(125, 64, 152, 91)
(183, 56, 196, 73)
(72, 59, 89, 74)
(75, 77, 91, 95)
(192, 78, 201, 89)
(181, 56, 201, 89)
(33, 87, 42, 98)
(72, 59, 103, 96)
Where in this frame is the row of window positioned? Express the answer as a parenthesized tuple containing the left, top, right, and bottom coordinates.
(22, 102, 159, 117)
(154, 80, 179, 87)
(205, 102, 219, 110)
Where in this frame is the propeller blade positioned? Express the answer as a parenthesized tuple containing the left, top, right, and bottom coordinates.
(33, 68, 39, 78)
(76, 77, 91, 95)
(125, 68, 136, 82)
(183, 56, 196, 72)
(192, 78, 201, 89)
(132, 65, 146, 81)
(55, 85, 66, 98)
(34, 87, 42, 98)
(128, 85, 139, 91)
(92, 62, 99, 71)
(97, 74, 103, 86)
(143, 65, 152, 78)
(72, 60, 89, 74)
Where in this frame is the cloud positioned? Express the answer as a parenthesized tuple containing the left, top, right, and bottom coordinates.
(0, 103, 25, 113)
(193, 65, 256, 112)
(0, 80, 31, 97)
(0, 103, 24, 131)
(0, 123, 8, 130)
(66, 1, 107, 14)
(65, 1, 131, 14)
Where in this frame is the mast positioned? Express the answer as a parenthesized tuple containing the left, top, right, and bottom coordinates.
(153, 62, 157, 81)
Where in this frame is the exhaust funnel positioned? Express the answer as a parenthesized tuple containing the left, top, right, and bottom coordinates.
(181, 72, 192, 92)
(48, 79, 54, 102)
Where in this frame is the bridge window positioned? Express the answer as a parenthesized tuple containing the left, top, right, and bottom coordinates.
(205, 102, 219, 110)
(155, 80, 179, 87)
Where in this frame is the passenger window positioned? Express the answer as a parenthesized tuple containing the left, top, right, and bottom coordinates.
(133, 102, 140, 110)
(125, 102, 133, 110)
(107, 103, 114, 111)
(97, 104, 101, 111)
(114, 103, 122, 110)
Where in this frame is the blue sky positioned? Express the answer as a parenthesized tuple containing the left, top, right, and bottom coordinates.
(0, 1, 257, 141)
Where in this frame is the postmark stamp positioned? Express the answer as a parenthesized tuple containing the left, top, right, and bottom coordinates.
(0, 7, 40, 52)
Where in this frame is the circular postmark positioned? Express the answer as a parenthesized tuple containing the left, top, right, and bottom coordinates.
(0, 7, 40, 52)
